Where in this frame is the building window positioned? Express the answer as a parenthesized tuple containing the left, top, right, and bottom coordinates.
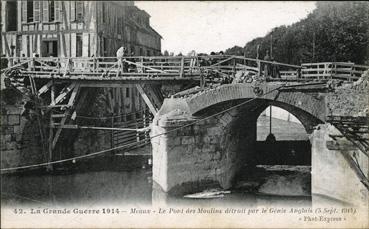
(103, 37, 108, 56)
(27, 1, 34, 22)
(76, 2, 84, 21)
(49, 1, 55, 21)
(102, 3, 106, 23)
(71, 1, 83, 22)
(126, 88, 130, 98)
(6, 1, 17, 31)
(76, 33, 83, 57)
(43, 40, 58, 57)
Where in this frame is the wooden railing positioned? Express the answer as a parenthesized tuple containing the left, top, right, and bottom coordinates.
(1, 56, 367, 82)
(301, 62, 369, 81)
(112, 110, 152, 150)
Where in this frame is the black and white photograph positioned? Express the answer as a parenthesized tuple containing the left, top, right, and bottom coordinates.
(1, 1, 368, 228)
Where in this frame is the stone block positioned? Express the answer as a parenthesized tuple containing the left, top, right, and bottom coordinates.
(13, 125, 22, 134)
(207, 127, 220, 136)
(1, 115, 7, 126)
(176, 126, 194, 136)
(2, 126, 14, 135)
(8, 115, 20, 125)
(202, 144, 216, 153)
(193, 125, 202, 134)
(6, 106, 23, 115)
(203, 135, 219, 144)
(181, 136, 195, 145)
(6, 142, 17, 150)
(167, 137, 181, 146)
(213, 151, 222, 160)
(4, 134, 12, 142)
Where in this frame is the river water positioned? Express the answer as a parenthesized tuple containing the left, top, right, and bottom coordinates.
(1, 159, 312, 208)
(2, 116, 314, 208)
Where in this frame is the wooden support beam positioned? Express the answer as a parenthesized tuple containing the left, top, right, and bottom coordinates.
(53, 83, 76, 104)
(38, 80, 53, 96)
(51, 84, 80, 149)
(68, 83, 80, 106)
(136, 84, 158, 115)
(326, 140, 357, 151)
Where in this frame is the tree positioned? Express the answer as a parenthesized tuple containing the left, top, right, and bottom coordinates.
(239, 1, 369, 65)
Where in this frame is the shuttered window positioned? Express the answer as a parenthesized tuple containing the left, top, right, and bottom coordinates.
(22, 1, 27, 22)
(76, 2, 84, 21)
(54, 1, 61, 21)
(27, 1, 34, 22)
(49, 1, 55, 21)
(70, 1, 76, 21)
(43, 1, 49, 22)
(34, 1, 40, 22)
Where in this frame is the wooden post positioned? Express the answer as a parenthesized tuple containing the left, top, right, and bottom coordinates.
(179, 56, 184, 78)
(232, 58, 236, 78)
(140, 57, 144, 73)
(257, 60, 261, 78)
(47, 110, 54, 172)
(269, 106, 272, 135)
(111, 113, 114, 154)
(143, 110, 147, 143)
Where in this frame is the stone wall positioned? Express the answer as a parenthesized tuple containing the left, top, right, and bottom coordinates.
(311, 124, 368, 207)
(151, 106, 258, 195)
(1, 105, 45, 170)
(0, 87, 113, 171)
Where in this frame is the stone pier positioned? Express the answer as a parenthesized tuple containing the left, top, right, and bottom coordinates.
(151, 99, 259, 195)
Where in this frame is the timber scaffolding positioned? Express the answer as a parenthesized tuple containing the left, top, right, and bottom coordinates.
(2, 55, 369, 84)
(1, 55, 369, 170)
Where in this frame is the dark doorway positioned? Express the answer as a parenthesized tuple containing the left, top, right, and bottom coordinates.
(42, 40, 58, 57)
(76, 33, 83, 57)
(6, 1, 17, 31)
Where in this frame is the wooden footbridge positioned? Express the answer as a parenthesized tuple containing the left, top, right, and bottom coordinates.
(1, 55, 368, 170)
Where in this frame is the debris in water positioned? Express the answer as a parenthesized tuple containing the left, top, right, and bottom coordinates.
(184, 189, 231, 199)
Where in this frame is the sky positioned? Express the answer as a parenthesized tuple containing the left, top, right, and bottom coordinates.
(135, 1, 316, 55)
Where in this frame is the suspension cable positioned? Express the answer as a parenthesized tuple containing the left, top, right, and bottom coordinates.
(0, 86, 283, 173)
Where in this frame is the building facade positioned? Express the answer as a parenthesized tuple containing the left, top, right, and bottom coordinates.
(1, 1, 162, 143)
(1, 1, 161, 57)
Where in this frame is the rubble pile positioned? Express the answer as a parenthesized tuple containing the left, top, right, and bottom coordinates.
(327, 70, 369, 117)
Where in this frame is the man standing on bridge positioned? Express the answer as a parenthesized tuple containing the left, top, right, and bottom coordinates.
(264, 50, 271, 78)
(116, 46, 127, 74)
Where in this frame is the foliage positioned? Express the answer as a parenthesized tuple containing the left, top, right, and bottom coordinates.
(237, 1, 369, 65)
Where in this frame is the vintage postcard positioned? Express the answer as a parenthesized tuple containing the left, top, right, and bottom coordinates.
(1, 1, 368, 228)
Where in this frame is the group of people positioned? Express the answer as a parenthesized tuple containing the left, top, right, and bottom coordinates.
(263, 50, 281, 79)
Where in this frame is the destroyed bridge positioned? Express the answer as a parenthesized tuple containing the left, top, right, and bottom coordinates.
(1, 55, 368, 204)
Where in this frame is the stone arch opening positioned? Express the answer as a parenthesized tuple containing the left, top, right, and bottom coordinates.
(255, 105, 311, 166)
(190, 98, 320, 195)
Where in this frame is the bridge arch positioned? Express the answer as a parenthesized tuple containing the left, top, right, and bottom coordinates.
(186, 83, 326, 124)
(152, 83, 327, 194)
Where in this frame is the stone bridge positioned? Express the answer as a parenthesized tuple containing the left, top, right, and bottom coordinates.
(151, 82, 328, 195)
